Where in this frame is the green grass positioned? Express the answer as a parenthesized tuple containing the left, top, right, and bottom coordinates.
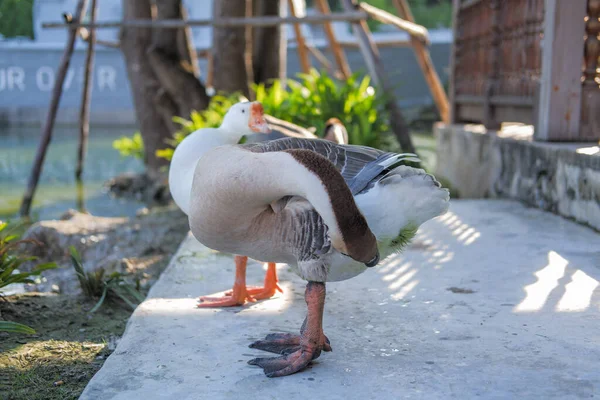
(0, 293, 132, 400)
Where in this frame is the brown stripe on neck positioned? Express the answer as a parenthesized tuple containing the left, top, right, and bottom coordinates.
(285, 149, 378, 263)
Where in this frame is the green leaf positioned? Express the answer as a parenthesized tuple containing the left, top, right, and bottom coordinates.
(3, 234, 19, 243)
(31, 262, 58, 273)
(110, 285, 138, 310)
(89, 285, 108, 313)
(122, 283, 146, 303)
(0, 321, 36, 334)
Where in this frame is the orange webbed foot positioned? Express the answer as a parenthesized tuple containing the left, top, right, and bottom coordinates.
(197, 255, 255, 308)
(248, 282, 330, 377)
(197, 288, 255, 308)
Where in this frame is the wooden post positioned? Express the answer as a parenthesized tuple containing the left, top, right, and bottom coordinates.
(314, 0, 351, 79)
(180, 4, 201, 79)
(340, 0, 416, 155)
(358, 2, 429, 44)
(206, 51, 215, 94)
(76, 0, 97, 181)
(42, 11, 369, 29)
(244, 0, 255, 100)
(392, 0, 450, 124)
(277, 0, 289, 85)
(580, 0, 600, 141)
(535, 0, 587, 141)
(76, 180, 86, 213)
(483, 0, 501, 130)
(448, 0, 461, 124)
(342, 3, 379, 86)
(306, 44, 333, 71)
(20, 0, 89, 217)
(288, 0, 312, 73)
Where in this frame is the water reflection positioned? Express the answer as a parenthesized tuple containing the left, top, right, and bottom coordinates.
(0, 125, 145, 220)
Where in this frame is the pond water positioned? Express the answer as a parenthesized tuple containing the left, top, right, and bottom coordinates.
(0, 125, 146, 221)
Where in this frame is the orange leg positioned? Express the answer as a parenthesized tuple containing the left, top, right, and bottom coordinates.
(226, 262, 283, 300)
(197, 255, 255, 308)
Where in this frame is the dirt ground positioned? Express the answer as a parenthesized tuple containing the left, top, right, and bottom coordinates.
(0, 293, 132, 399)
(0, 206, 190, 400)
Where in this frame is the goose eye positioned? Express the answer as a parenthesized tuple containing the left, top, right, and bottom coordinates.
(242, 109, 245, 114)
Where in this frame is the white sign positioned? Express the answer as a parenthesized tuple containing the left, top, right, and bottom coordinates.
(0, 65, 118, 92)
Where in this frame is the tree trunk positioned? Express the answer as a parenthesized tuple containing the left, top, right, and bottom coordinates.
(120, 0, 170, 178)
(212, 0, 249, 96)
(252, 0, 286, 85)
(212, 0, 285, 95)
(150, 0, 210, 118)
(120, 0, 209, 179)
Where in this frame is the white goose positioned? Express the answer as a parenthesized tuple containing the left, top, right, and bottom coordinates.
(170, 101, 281, 307)
(187, 124, 450, 377)
(169, 101, 347, 307)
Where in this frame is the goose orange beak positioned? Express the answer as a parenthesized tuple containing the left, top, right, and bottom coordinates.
(249, 102, 272, 133)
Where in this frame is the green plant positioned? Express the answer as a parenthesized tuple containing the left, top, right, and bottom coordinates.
(157, 69, 390, 159)
(0, 0, 34, 39)
(0, 221, 58, 334)
(116, 69, 393, 162)
(112, 131, 144, 160)
(69, 246, 145, 313)
(255, 69, 391, 148)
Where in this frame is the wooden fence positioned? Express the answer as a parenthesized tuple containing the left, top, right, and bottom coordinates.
(449, 0, 600, 142)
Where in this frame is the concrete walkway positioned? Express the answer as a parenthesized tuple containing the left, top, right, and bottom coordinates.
(81, 200, 600, 400)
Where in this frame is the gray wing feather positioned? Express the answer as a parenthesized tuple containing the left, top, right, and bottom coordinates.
(283, 198, 331, 262)
(241, 137, 419, 194)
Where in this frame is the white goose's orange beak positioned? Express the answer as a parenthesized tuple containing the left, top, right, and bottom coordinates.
(248, 102, 272, 133)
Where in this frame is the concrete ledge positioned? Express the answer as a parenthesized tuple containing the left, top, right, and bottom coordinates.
(80, 200, 600, 399)
(435, 123, 600, 231)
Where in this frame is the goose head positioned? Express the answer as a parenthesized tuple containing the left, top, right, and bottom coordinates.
(220, 101, 272, 136)
(323, 118, 349, 145)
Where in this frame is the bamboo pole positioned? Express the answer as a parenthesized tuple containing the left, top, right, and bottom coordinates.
(340, 0, 416, 155)
(78, 28, 120, 48)
(206, 51, 215, 94)
(20, 0, 89, 217)
(180, 5, 201, 79)
(288, 0, 312, 74)
(76, 0, 97, 182)
(339, 38, 411, 48)
(392, 0, 449, 123)
(358, 2, 429, 45)
(314, 0, 351, 79)
(307, 45, 333, 71)
(42, 11, 369, 29)
(76, 180, 86, 213)
(244, 0, 255, 100)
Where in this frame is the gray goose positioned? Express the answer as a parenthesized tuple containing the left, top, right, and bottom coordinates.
(187, 135, 450, 377)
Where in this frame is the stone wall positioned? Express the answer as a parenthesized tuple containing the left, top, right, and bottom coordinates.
(435, 123, 600, 231)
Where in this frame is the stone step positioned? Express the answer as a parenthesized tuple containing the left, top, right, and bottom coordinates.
(80, 200, 600, 400)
